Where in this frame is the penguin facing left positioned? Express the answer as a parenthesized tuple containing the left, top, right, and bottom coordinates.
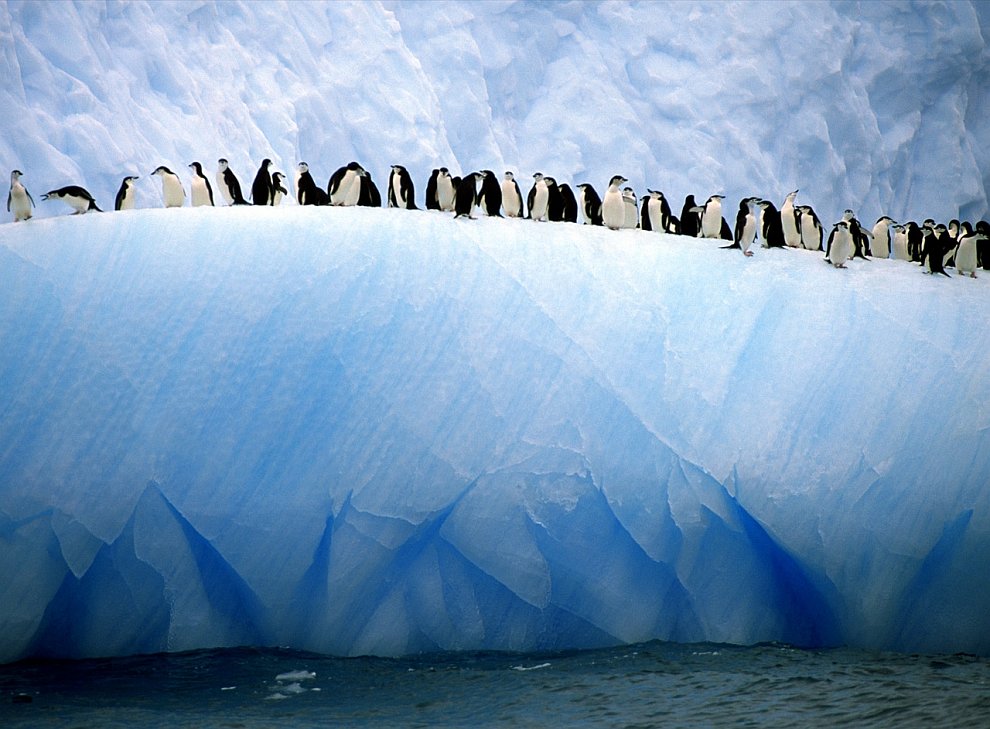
(251, 158, 274, 205)
(151, 166, 185, 207)
(8, 170, 35, 221)
(216, 158, 248, 205)
(454, 173, 480, 218)
(796, 205, 823, 251)
(641, 190, 664, 232)
(871, 216, 895, 259)
(42, 185, 102, 214)
(188, 162, 215, 207)
(478, 170, 503, 217)
(114, 175, 139, 211)
(577, 183, 603, 226)
(388, 165, 418, 209)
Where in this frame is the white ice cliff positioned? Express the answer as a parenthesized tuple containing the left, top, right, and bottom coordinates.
(0, 207, 988, 663)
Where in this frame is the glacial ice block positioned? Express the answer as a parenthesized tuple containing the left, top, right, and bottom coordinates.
(0, 206, 988, 663)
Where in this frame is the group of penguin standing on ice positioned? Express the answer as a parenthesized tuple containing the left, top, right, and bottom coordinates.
(8, 159, 990, 278)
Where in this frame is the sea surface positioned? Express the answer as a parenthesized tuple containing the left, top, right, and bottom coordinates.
(0, 641, 987, 728)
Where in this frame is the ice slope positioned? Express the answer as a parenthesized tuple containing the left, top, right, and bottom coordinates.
(2, 0, 989, 227)
(1, 206, 988, 664)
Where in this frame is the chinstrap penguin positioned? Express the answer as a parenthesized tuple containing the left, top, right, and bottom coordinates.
(151, 165, 185, 208)
(188, 162, 215, 207)
(114, 175, 139, 211)
(42, 185, 102, 214)
(8, 169, 35, 221)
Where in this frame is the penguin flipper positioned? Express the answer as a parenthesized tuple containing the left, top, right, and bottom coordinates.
(5, 191, 9, 213)
(721, 242, 740, 250)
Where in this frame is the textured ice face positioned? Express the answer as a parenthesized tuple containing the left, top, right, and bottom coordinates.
(1, 207, 988, 663)
(1, 1, 987, 226)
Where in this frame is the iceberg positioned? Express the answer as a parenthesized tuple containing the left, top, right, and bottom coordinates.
(1, 206, 988, 663)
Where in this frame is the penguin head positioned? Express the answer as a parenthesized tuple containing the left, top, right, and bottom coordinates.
(218, 158, 229, 169)
(608, 175, 627, 188)
(151, 165, 173, 177)
(189, 162, 203, 174)
(124, 175, 139, 184)
(532, 172, 544, 180)
(11, 169, 23, 180)
(504, 171, 515, 180)
(786, 189, 799, 199)
(298, 162, 309, 172)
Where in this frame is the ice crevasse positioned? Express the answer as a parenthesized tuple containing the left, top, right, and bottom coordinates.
(0, 206, 988, 664)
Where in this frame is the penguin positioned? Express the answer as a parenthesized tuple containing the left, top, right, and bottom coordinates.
(271, 171, 288, 205)
(679, 195, 700, 237)
(697, 194, 725, 238)
(907, 221, 924, 261)
(622, 187, 638, 229)
(724, 197, 758, 256)
(891, 224, 910, 261)
(954, 223, 985, 278)
(327, 161, 365, 206)
(758, 199, 785, 247)
(295, 162, 328, 205)
(251, 158, 274, 205)
(577, 183, 603, 226)
(943, 218, 961, 269)
(357, 172, 381, 207)
(870, 216, 894, 259)
(216, 158, 248, 205)
(558, 183, 578, 223)
(453, 173, 480, 218)
(388, 165, 417, 209)
(501, 171, 524, 217)
(477, 170, 503, 216)
(425, 169, 441, 210)
(652, 190, 674, 232)
(545, 177, 564, 222)
(780, 190, 801, 247)
(434, 167, 456, 212)
(640, 192, 661, 232)
(151, 166, 185, 207)
(528, 173, 549, 221)
(921, 223, 951, 276)
(842, 210, 872, 258)
(8, 170, 35, 221)
(977, 220, 990, 269)
(796, 205, 823, 251)
(826, 221, 854, 267)
(41, 185, 102, 214)
(188, 162, 215, 207)
(601, 176, 627, 230)
(114, 175, 139, 211)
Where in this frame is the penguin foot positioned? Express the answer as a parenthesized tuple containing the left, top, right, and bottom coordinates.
(744, 251, 754, 257)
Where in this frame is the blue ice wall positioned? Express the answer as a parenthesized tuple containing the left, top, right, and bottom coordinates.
(1, 207, 988, 662)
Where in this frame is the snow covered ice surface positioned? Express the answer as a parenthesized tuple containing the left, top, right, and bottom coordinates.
(1, 206, 989, 663)
(1, 0, 990, 663)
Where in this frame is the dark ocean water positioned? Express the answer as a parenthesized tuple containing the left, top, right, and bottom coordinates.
(1, 642, 988, 728)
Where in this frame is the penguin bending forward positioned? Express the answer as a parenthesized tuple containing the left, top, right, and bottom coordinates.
(42, 185, 102, 214)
